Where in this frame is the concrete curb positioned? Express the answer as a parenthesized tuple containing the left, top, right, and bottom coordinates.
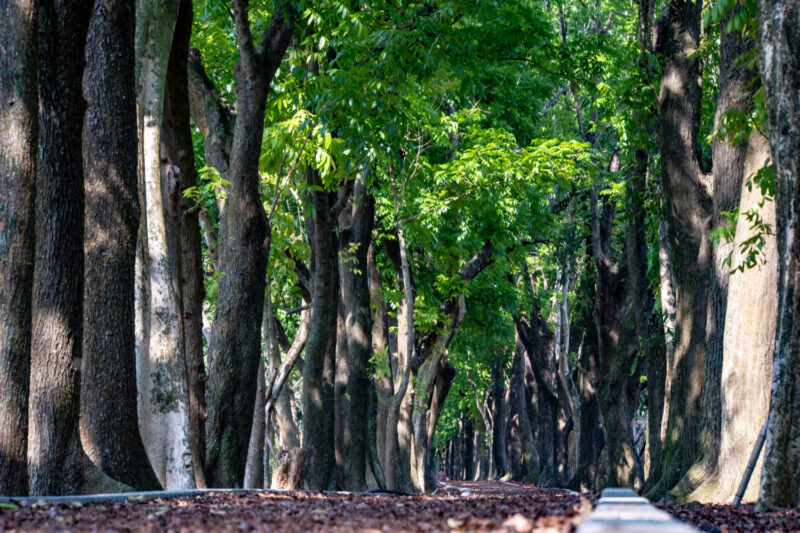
(0, 488, 302, 506)
(576, 488, 699, 532)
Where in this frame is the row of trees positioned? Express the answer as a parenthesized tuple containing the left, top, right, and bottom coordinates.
(0, 0, 798, 509)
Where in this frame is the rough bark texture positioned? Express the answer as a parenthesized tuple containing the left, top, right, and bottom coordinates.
(135, 0, 195, 490)
(302, 172, 339, 491)
(340, 178, 375, 491)
(27, 0, 92, 496)
(272, 448, 307, 490)
(162, 0, 207, 489)
(204, 2, 294, 488)
(81, 0, 161, 492)
(244, 358, 266, 489)
(0, 0, 36, 497)
(692, 134, 774, 502)
(592, 185, 644, 491)
(648, 0, 711, 500)
(756, 0, 800, 509)
(512, 335, 540, 482)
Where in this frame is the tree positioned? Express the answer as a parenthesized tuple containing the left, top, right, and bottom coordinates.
(81, 0, 162, 491)
(161, 0, 207, 489)
(0, 0, 37, 497)
(204, 0, 296, 487)
(756, 0, 800, 509)
(135, 0, 195, 490)
(27, 0, 94, 495)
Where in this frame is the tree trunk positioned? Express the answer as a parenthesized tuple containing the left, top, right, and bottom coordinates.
(0, 0, 36, 497)
(491, 361, 509, 478)
(647, 0, 711, 500)
(592, 185, 645, 491)
(244, 358, 266, 489)
(27, 0, 94, 496)
(160, 0, 207, 489)
(81, 0, 161, 491)
(672, 21, 771, 501)
(204, 3, 294, 487)
(303, 171, 339, 490)
(134, 0, 195, 490)
(756, 0, 800, 509)
(513, 333, 540, 481)
(340, 178, 375, 491)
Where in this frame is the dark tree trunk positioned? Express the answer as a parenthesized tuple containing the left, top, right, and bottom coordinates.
(80, 0, 161, 492)
(512, 334, 540, 482)
(205, 3, 294, 487)
(0, 0, 37, 497)
(592, 182, 645, 491)
(27, 0, 92, 496)
(423, 360, 456, 488)
(302, 171, 339, 490)
(756, 0, 800, 509)
(647, 0, 711, 500)
(334, 296, 347, 482)
(340, 179, 375, 491)
(491, 361, 508, 478)
(161, 0, 207, 489)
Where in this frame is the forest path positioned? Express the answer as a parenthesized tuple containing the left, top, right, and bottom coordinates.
(0, 480, 587, 532)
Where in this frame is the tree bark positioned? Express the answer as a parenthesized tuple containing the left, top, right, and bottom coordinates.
(674, 16, 771, 500)
(81, 0, 161, 491)
(302, 171, 339, 490)
(513, 333, 540, 481)
(0, 0, 36, 497)
(647, 0, 711, 500)
(204, 1, 295, 487)
(27, 0, 93, 496)
(592, 184, 645, 491)
(756, 0, 800, 509)
(340, 177, 375, 491)
(134, 0, 195, 490)
(160, 0, 207, 489)
(244, 358, 266, 489)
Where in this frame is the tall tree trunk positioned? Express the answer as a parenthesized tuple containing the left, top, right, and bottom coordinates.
(674, 15, 771, 500)
(244, 358, 266, 489)
(204, 2, 294, 487)
(491, 361, 509, 478)
(27, 0, 95, 495)
(592, 185, 645, 491)
(135, 0, 195, 490)
(27, 0, 92, 495)
(302, 171, 339, 490)
(756, 0, 800, 509)
(647, 0, 711, 500)
(81, 0, 161, 491)
(513, 333, 540, 481)
(0, 0, 36, 497)
(340, 178, 375, 491)
(161, 0, 207, 489)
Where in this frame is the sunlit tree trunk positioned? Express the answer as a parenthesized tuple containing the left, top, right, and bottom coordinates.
(134, 0, 195, 490)
(160, 0, 207, 489)
(0, 0, 36, 497)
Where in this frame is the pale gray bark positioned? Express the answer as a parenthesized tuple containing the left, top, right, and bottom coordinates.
(134, 0, 195, 490)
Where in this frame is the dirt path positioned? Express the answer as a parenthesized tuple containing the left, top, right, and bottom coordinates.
(0, 481, 587, 532)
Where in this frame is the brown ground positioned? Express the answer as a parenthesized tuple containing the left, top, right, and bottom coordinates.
(0, 481, 587, 532)
(658, 501, 800, 532)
